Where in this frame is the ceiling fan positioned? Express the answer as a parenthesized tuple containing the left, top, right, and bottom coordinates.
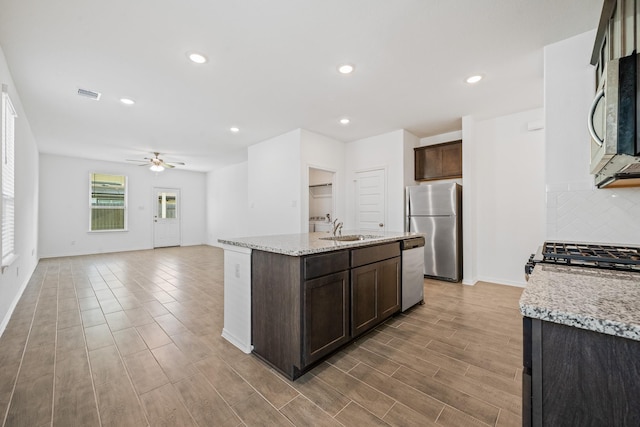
(126, 152, 185, 172)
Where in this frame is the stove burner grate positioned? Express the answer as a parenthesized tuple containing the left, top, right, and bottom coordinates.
(540, 242, 640, 272)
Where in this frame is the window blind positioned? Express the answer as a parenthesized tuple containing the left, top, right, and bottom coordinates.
(1, 86, 16, 262)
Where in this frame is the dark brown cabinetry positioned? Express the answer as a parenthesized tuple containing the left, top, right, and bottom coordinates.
(414, 140, 462, 181)
(351, 243, 401, 338)
(251, 242, 401, 380)
(302, 251, 350, 366)
(523, 317, 640, 426)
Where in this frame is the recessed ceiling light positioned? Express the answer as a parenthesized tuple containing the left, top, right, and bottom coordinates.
(230, 127, 240, 133)
(466, 75, 483, 84)
(120, 98, 135, 105)
(338, 64, 354, 74)
(340, 118, 350, 125)
(188, 52, 207, 64)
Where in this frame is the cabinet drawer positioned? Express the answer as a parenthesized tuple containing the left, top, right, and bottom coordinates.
(351, 242, 400, 268)
(304, 250, 350, 280)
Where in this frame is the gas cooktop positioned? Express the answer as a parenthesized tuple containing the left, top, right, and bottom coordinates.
(525, 241, 640, 276)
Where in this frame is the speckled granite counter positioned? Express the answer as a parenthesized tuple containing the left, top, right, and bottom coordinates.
(520, 264, 640, 341)
(219, 231, 420, 256)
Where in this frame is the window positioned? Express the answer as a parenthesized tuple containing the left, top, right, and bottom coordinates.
(1, 84, 16, 265)
(157, 191, 177, 219)
(90, 173, 127, 231)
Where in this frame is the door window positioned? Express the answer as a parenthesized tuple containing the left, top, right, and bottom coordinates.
(157, 192, 177, 219)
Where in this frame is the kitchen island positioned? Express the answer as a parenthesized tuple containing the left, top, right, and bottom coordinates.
(219, 231, 420, 379)
(519, 264, 640, 426)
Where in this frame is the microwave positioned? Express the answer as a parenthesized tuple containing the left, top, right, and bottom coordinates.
(588, 52, 640, 188)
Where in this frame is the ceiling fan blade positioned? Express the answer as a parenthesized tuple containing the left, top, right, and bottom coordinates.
(162, 162, 175, 169)
(126, 159, 147, 163)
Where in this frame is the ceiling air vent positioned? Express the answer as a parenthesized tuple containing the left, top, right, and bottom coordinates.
(77, 88, 101, 100)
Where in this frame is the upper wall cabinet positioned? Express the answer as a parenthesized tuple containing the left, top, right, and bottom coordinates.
(414, 140, 462, 181)
(591, 0, 634, 87)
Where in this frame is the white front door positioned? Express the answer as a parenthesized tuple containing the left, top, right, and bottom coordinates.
(355, 169, 386, 233)
(153, 188, 181, 248)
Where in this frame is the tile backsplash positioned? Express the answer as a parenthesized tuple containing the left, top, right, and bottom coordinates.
(546, 186, 640, 244)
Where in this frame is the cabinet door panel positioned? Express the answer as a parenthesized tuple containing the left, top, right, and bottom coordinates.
(414, 141, 462, 181)
(441, 143, 462, 178)
(351, 264, 379, 337)
(303, 271, 349, 365)
(378, 257, 400, 319)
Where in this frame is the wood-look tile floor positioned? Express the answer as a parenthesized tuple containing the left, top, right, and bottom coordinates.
(0, 245, 524, 426)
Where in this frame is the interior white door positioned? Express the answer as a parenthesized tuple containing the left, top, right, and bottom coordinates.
(355, 169, 386, 233)
(153, 188, 181, 248)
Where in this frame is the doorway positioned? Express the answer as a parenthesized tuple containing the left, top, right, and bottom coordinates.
(308, 167, 335, 232)
(153, 188, 181, 248)
(355, 168, 386, 233)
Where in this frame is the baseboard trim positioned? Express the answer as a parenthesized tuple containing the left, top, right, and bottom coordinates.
(221, 328, 253, 354)
(0, 261, 37, 337)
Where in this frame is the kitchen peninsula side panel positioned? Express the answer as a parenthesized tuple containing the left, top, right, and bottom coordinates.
(251, 250, 302, 379)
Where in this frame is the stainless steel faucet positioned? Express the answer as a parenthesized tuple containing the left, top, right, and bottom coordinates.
(332, 219, 343, 237)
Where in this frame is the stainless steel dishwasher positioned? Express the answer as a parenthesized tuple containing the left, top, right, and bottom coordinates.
(401, 236, 425, 311)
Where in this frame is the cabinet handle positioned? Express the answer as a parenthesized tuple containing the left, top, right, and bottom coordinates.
(379, 223, 384, 227)
(588, 88, 605, 147)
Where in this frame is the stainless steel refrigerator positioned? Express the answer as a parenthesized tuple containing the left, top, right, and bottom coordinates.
(405, 183, 462, 281)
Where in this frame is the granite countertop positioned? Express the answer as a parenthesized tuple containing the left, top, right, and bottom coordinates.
(520, 264, 640, 341)
(218, 231, 421, 256)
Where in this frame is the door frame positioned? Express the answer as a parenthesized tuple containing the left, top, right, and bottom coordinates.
(152, 187, 182, 248)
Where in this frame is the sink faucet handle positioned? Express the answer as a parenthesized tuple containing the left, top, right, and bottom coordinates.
(332, 218, 342, 237)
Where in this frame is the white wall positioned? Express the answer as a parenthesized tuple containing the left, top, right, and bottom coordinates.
(345, 129, 410, 232)
(545, 30, 640, 244)
(403, 130, 419, 188)
(208, 129, 344, 242)
(247, 129, 302, 236)
(463, 109, 546, 287)
(462, 117, 477, 284)
(39, 154, 206, 258)
(206, 161, 249, 246)
(309, 168, 333, 185)
(420, 130, 463, 147)
(545, 31, 595, 188)
(0, 45, 40, 334)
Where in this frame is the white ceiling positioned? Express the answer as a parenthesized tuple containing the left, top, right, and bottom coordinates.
(0, 0, 603, 172)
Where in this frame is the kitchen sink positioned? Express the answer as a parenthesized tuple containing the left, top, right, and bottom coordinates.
(319, 234, 382, 242)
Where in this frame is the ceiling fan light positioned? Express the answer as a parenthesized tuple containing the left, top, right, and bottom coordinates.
(150, 164, 164, 172)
